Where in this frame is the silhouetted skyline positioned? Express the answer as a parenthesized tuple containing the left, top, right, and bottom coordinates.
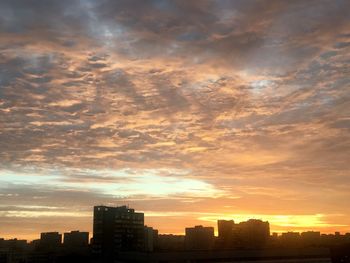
(1, 205, 349, 242)
(1, 205, 350, 263)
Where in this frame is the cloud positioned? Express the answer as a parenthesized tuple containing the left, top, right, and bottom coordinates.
(0, 0, 349, 239)
(0, 167, 224, 198)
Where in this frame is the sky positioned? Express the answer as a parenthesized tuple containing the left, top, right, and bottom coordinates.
(0, 0, 350, 241)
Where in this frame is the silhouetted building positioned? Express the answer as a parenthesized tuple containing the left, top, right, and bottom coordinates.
(217, 220, 235, 248)
(0, 238, 27, 263)
(236, 219, 270, 248)
(152, 229, 159, 250)
(301, 231, 321, 247)
(0, 238, 27, 250)
(185, 225, 214, 250)
(63, 231, 89, 248)
(281, 232, 301, 248)
(40, 232, 62, 251)
(144, 226, 158, 252)
(92, 205, 145, 261)
(216, 219, 270, 249)
(156, 235, 184, 251)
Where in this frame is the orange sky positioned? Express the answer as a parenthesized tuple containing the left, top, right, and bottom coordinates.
(0, 0, 350, 241)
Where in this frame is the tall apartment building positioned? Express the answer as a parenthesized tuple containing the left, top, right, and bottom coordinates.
(63, 231, 89, 248)
(218, 220, 235, 248)
(217, 219, 270, 248)
(144, 226, 158, 252)
(92, 205, 145, 261)
(185, 225, 215, 250)
(233, 219, 270, 248)
(39, 232, 62, 251)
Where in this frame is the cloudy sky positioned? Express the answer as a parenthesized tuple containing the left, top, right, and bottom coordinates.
(0, 0, 350, 240)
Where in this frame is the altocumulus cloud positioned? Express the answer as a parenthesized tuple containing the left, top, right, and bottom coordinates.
(0, 0, 350, 238)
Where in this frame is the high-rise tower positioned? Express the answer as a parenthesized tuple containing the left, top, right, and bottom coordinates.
(92, 205, 145, 261)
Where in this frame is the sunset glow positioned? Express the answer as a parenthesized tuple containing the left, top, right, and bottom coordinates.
(0, 0, 350, 241)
